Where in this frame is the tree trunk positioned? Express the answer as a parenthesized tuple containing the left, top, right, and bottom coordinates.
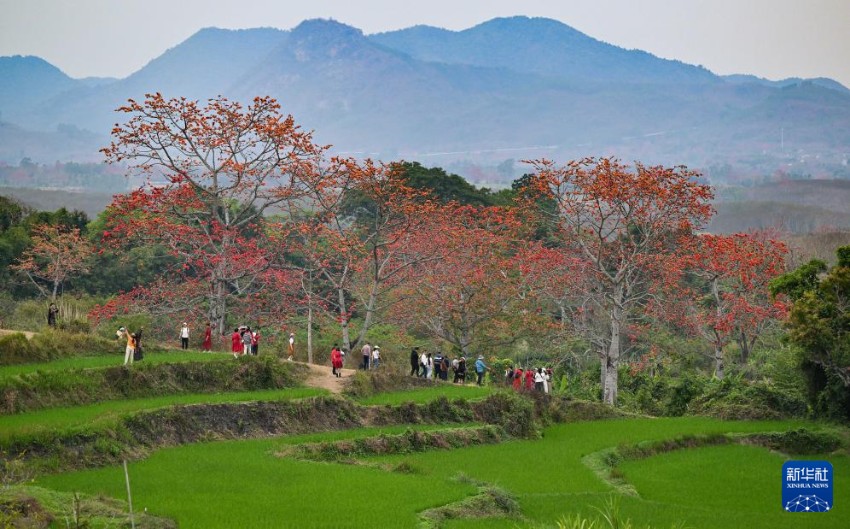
(711, 277, 725, 379)
(307, 303, 313, 364)
(738, 329, 750, 364)
(603, 311, 621, 406)
(602, 286, 625, 406)
(210, 279, 227, 337)
(338, 286, 351, 353)
(714, 339, 725, 380)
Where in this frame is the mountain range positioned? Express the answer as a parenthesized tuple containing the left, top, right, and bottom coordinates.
(1, 16, 849, 182)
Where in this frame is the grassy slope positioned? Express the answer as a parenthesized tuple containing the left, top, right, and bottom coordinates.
(0, 351, 231, 379)
(355, 384, 493, 406)
(39, 417, 846, 529)
(0, 387, 328, 441)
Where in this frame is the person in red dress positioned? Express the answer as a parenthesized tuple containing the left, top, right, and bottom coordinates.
(331, 345, 344, 378)
(230, 328, 242, 357)
(512, 368, 523, 391)
(202, 322, 212, 351)
(524, 368, 534, 390)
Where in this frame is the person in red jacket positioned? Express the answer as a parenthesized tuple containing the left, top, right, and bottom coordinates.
(331, 344, 344, 378)
(231, 328, 242, 357)
(512, 368, 523, 391)
(524, 368, 534, 390)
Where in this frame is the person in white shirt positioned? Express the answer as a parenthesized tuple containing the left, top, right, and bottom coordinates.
(180, 322, 190, 350)
(288, 332, 296, 361)
(534, 368, 545, 392)
(371, 345, 381, 369)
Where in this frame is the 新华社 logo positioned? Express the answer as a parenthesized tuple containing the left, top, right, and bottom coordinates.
(782, 460, 833, 512)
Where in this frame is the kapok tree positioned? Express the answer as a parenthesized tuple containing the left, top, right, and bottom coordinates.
(98, 94, 322, 334)
(528, 157, 714, 405)
(280, 159, 438, 354)
(392, 204, 533, 357)
(678, 233, 788, 378)
(12, 224, 94, 300)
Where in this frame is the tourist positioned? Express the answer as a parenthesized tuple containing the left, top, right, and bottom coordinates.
(134, 327, 144, 361)
(524, 368, 534, 391)
(512, 368, 523, 391)
(419, 349, 429, 378)
(542, 367, 551, 394)
(433, 351, 444, 379)
(241, 326, 253, 356)
(251, 328, 260, 356)
(361, 342, 372, 370)
(331, 344, 343, 377)
(439, 354, 449, 381)
(288, 332, 296, 361)
(202, 322, 212, 351)
(47, 303, 59, 327)
(231, 328, 242, 357)
(371, 345, 381, 369)
(180, 322, 190, 350)
(534, 368, 545, 392)
(454, 357, 467, 384)
(474, 356, 488, 386)
(410, 347, 420, 376)
(123, 331, 136, 366)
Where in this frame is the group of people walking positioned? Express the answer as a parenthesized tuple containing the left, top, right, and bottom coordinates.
(506, 366, 553, 394)
(359, 342, 381, 370)
(409, 348, 489, 386)
(230, 326, 261, 357)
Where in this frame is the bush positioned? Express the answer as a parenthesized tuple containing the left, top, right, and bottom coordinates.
(0, 333, 36, 365)
(689, 377, 808, 420)
(0, 329, 119, 366)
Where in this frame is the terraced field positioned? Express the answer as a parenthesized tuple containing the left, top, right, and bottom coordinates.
(0, 352, 846, 528)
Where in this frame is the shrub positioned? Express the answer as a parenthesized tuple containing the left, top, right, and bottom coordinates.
(0, 334, 36, 365)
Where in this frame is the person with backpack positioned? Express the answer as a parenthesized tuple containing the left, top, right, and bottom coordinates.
(241, 327, 253, 356)
(433, 351, 444, 379)
(455, 357, 467, 384)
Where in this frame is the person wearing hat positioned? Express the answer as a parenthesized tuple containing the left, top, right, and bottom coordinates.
(180, 322, 190, 350)
(474, 355, 488, 386)
(371, 345, 381, 369)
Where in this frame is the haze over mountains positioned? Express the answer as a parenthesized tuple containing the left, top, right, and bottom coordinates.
(1, 16, 849, 183)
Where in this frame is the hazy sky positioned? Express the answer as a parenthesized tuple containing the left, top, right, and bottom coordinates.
(1, 0, 848, 86)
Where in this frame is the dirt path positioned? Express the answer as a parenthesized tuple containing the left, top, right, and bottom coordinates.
(301, 361, 357, 394)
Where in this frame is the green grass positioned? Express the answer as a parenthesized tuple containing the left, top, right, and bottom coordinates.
(38, 417, 846, 528)
(0, 350, 232, 380)
(39, 426, 477, 529)
(0, 387, 328, 442)
(355, 383, 493, 406)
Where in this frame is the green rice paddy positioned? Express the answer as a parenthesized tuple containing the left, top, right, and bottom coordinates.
(39, 417, 847, 528)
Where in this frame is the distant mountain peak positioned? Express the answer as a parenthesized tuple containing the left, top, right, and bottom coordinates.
(292, 18, 363, 40)
(289, 19, 368, 61)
